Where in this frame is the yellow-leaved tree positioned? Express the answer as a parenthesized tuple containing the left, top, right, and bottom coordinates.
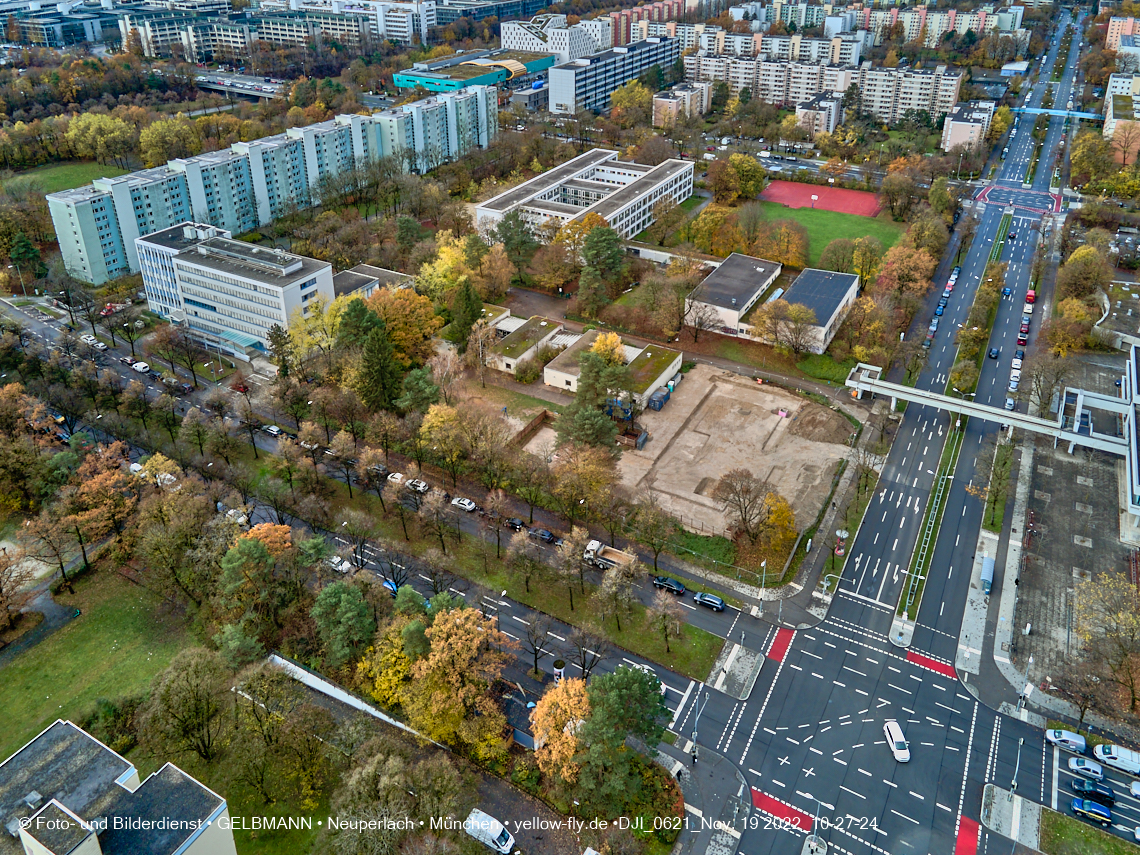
(531, 678, 591, 783)
(590, 331, 625, 365)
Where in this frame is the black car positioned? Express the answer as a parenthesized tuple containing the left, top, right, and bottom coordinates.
(937, 297, 948, 308)
(988, 347, 1000, 359)
(653, 576, 687, 595)
(1071, 780, 1115, 806)
(506, 517, 527, 531)
(693, 592, 726, 612)
(528, 528, 558, 544)
(1015, 349, 1025, 360)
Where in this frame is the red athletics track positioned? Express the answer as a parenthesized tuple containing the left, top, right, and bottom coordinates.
(759, 180, 883, 217)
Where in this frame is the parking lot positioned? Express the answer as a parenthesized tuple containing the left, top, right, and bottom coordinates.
(619, 363, 857, 535)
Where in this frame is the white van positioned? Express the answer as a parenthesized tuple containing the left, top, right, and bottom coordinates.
(1045, 729, 1086, 754)
(1023, 302, 1033, 315)
(1094, 744, 1140, 775)
(464, 809, 515, 854)
(884, 720, 910, 762)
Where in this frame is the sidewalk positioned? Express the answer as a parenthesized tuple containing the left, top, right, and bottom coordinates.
(654, 738, 749, 855)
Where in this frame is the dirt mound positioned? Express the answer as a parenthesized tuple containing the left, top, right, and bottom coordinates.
(786, 403, 856, 446)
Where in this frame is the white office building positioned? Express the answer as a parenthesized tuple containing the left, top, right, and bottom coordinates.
(501, 14, 603, 62)
(549, 37, 680, 114)
(256, 0, 436, 43)
(49, 89, 497, 284)
(475, 148, 693, 241)
(136, 223, 334, 359)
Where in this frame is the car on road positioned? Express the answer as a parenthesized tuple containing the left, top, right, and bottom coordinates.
(1005, 397, 1016, 411)
(1010, 370, 1022, 383)
(1008, 231, 1018, 239)
(1132, 781, 1140, 798)
(1069, 758, 1104, 780)
(988, 348, 1000, 359)
(1020, 323, 1030, 334)
(1002, 287, 1012, 297)
(262, 425, 284, 437)
(300, 439, 320, 451)
(938, 297, 948, 308)
(131, 361, 149, 373)
(528, 528, 558, 544)
(952, 266, 961, 277)
(506, 517, 526, 531)
(693, 592, 726, 611)
(1017, 334, 1028, 346)
(653, 576, 687, 595)
(944, 281, 953, 292)
(1071, 799, 1111, 827)
(119, 356, 135, 365)
(92, 341, 108, 351)
(884, 719, 910, 762)
(1009, 379, 1020, 393)
(80, 334, 97, 345)
(1021, 315, 1032, 326)
(451, 497, 477, 512)
(1011, 358, 1022, 370)
(381, 579, 399, 597)
(1071, 780, 1115, 806)
(327, 556, 354, 574)
(934, 305, 944, 316)
(1046, 729, 1086, 753)
(406, 478, 430, 493)
(1015, 349, 1025, 360)
(929, 318, 939, 331)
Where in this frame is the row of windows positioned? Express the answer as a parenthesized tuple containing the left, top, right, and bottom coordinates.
(176, 269, 288, 305)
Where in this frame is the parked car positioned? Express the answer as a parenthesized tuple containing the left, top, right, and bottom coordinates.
(451, 497, 477, 512)
(119, 356, 135, 365)
(1069, 758, 1104, 780)
(80, 334, 97, 345)
(387, 472, 404, 486)
(92, 341, 108, 351)
(1046, 729, 1087, 753)
(406, 479, 430, 494)
(693, 592, 726, 611)
(262, 425, 284, 437)
(528, 528, 558, 544)
(653, 576, 687, 595)
(505, 517, 526, 531)
(1011, 358, 1022, 370)
(327, 556, 354, 574)
(1017, 334, 1028, 346)
(131, 361, 149, 373)
(934, 305, 944, 316)
(937, 297, 948, 308)
(1015, 349, 1025, 360)
(1020, 323, 1030, 334)
(300, 439, 320, 451)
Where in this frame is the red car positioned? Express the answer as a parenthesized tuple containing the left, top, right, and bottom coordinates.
(1020, 323, 1030, 334)
(1017, 334, 1028, 345)
(945, 282, 953, 291)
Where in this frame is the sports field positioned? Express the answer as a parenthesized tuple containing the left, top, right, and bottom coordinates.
(3, 161, 127, 194)
(756, 201, 906, 267)
(760, 180, 883, 216)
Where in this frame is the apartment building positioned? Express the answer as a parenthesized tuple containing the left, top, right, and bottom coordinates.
(727, 2, 827, 30)
(833, 5, 1027, 48)
(1109, 16, 1140, 51)
(433, 0, 547, 25)
(475, 148, 694, 241)
(609, 0, 682, 46)
(137, 224, 334, 358)
(549, 37, 681, 114)
(256, 0, 436, 43)
(256, 11, 373, 48)
(653, 81, 713, 126)
(1, 720, 237, 855)
(501, 14, 602, 61)
(683, 55, 961, 123)
(50, 89, 497, 284)
(940, 100, 996, 151)
(796, 92, 844, 138)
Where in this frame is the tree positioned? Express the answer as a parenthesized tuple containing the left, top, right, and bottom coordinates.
(631, 502, 673, 571)
(556, 351, 631, 450)
(365, 288, 444, 368)
(395, 367, 440, 415)
(21, 505, 76, 594)
(986, 105, 1012, 142)
(1074, 572, 1140, 713)
(610, 80, 652, 127)
(1022, 353, 1073, 415)
(420, 403, 466, 487)
(555, 212, 610, 260)
(312, 582, 376, 669)
(0, 544, 33, 630)
(493, 210, 539, 281)
(706, 159, 740, 204)
(880, 172, 917, 219)
(327, 430, 359, 498)
(729, 152, 767, 198)
(507, 528, 547, 593)
(64, 113, 135, 166)
(646, 589, 685, 653)
(852, 236, 884, 284)
(138, 116, 201, 167)
(532, 678, 590, 783)
(1056, 245, 1112, 301)
(8, 233, 41, 284)
(465, 319, 497, 389)
(713, 468, 786, 544)
(583, 226, 627, 287)
(928, 176, 954, 217)
(139, 648, 230, 762)
(267, 324, 294, 377)
(1069, 129, 1115, 183)
(590, 331, 625, 366)
(522, 613, 555, 677)
(594, 563, 637, 631)
(568, 627, 610, 680)
(783, 303, 818, 356)
(450, 279, 483, 351)
(819, 238, 856, 274)
(575, 266, 609, 320)
(404, 608, 516, 760)
(358, 327, 403, 412)
(948, 359, 979, 394)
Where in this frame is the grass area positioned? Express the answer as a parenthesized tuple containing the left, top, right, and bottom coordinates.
(668, 527, 736, 568)
(661, 730, 678, 745)
(755, 201, 906, 267)
(465, 382, 565, 417)
(900, 425, 965, 620)
(1040, 808, 1136, 855)
(1046, 720, 1111, 749)
(2, 568, 190, 760)
(3, 161, 127, 195)
(981, 442, 1015, 534)
(797, 353, 856, 383)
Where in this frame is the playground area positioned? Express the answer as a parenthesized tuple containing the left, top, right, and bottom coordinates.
(760, 180, 884, 216)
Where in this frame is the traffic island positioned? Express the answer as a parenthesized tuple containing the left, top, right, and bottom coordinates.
(981, 783, 1042, 852)
(707, 640, 765, 700)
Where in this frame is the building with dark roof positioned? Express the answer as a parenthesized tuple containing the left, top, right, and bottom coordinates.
(688, 252, 783, 332)
(779, 267, 860, 354)
(0, 720, 236, 855)
(332, 264, 413, 299)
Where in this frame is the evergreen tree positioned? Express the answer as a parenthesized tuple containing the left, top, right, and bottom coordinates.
(493, 210, 539, 280)
(336, 299, 383, 350)
(358, 326, 403, 411)
(450, 279, 483, 351)
(266, 324, 293, 377)
(555, 351, 631, 451)
(576, 267, 609, 319)
(395, 367, 440, 413)
(582, 227, 626, 286)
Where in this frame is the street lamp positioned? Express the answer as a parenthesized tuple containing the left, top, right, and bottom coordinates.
(7, 263, 25, 296)
(1009, 737, 1025, 801)
(691, 690, 709, 764)
(1017, 655, 1034, 710)
(804, 794, 834, 854)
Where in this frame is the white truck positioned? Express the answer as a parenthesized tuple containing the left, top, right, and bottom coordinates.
(583, 540, 636, 570)
(464, 809, 515, 854)
(1094, 744, 1140, 775)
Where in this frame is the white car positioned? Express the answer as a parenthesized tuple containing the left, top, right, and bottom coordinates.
(92, 341, 108, 351)
(1011, 358, 1023, 370)
(387, 472, 404, 486)
(80, 334, 97, 345)
(884, 719, 910, 762)
(1010, 369, 1022, 383)
(262, 425, 284, 437)
(406, 479, 430, 494)
(131, 361, 149, 373)
(451, 497, 477, 512)
(327, 556, 353, 574)
(1069, 757, 1104, 780)
(1131, 781, 1140, 798)
(1045, 729, 1087, 753)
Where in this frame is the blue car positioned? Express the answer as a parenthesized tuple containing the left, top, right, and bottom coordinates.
(693, 592, 726, 612)
(934, 305, 944, 316)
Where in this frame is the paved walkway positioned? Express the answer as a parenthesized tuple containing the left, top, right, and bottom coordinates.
(654, 738, 749, 855)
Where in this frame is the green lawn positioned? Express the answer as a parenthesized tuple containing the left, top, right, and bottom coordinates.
(3, 161, 128, 195)
(756, 202, 906, 267)
(1, 568, 190, 760)
(1040, 808, 1136, 855)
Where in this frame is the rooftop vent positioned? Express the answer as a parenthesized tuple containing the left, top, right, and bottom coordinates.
(731, 298, 737, 306)
(22, 792, 42, 810)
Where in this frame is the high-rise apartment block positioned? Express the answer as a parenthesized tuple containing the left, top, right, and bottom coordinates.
(49, 89, 497, 284)
(684, 56, 962, 124)
(549, 37, 681, 114)
(501, 14, 604, 61)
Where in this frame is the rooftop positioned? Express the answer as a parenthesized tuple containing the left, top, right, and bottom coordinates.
(174, 236, 329, 286)
(626, 344, 682, 393)
(782, 268, 861, 323)
(493, 316, 561, 359)
(333, 263, 412, 297)
(544, 329, 601, 378)
(480, 148, 617, 213)
(695, 252, 783, 311)
(137, 222, 230, 253)
(0, 721, 225, 855)
(554, 36, 673, 68)
(1114, 94, 1137, 119)
(592, 159, 692, 220)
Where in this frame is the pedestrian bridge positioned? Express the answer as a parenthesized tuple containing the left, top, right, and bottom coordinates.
(1012, 106, 1103, 121)
(845, 353, 1140, 517)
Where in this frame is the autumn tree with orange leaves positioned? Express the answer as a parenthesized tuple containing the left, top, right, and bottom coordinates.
(532, 678, 591, 784)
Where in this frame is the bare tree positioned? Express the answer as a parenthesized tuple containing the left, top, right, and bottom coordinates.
(522, 614, 554, 677)
(0, 546, 33, 630)
(338, 508, 375, 569)
(713, 468, 772, 542)
(685, 285, 722, 342)
(646, 589, 685, 653)
(1053, 657, 1111, 732)
(567, 627, 611, 680)
(418, 547, 462, 596)
(465, 319, 497, 389)
(1022, 353, 1073, 416)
